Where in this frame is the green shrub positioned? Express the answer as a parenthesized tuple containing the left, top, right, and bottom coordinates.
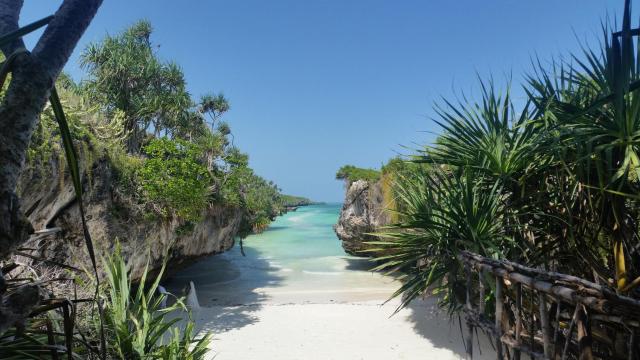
(138, 138, 211, 221)
(335, 165, 381, 183)
(381, 157, 425, 176)
(101, 244, 211, 359)
(109, 144, 144, 191)
(370, 170, 513, 313)
(219, 162, 283, 236)
(279, 194, 312, 207)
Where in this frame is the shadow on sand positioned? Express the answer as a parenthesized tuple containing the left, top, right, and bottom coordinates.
(407, 298, 496, 359)
(343, 255, 491, 357)
(342, 255, 494, 358)
(163, 245, 283, 334)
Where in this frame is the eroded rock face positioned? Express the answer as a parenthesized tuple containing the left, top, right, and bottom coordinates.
(16, 153, 243, 281)
(334, 179, 390, 256)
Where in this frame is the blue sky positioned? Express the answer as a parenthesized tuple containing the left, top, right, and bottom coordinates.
(22, 1, 627, 202)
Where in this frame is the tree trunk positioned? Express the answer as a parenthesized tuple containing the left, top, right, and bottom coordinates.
(0, 0, 103, 334)
(0, 53, 52, 257)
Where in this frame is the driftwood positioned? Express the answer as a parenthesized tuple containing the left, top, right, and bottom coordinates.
(460, 251, 640, 360)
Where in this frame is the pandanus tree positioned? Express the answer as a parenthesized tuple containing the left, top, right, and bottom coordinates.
(371, 83, 548, 310)
(199, 92, 229, 131)
(80, 20, 192, 152)
(528, 0, 640, 292)
(374, 0, 640, 313)
(197, 93, 231, 177)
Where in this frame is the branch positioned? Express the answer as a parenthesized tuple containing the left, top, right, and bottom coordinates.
(32, 0, 103, 79)
(0, 0, 24, 55)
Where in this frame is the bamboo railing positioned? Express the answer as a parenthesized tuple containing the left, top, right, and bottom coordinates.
(460, 251, 640, 360)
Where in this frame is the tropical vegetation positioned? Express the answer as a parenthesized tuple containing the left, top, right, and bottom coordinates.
(371, 2, 640, 317)
(1, 17, 305, 359)
(101, 245, 210, 359)
(76, 20, 293, 229)
(279, 194, 314, 207)
(335, 165, 381, 183)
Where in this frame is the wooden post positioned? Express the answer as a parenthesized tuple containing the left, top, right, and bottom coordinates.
(553, 300, 561, 347)
(479, 269, 486, 314)
(629, 328, 636, 360)
(561, 306, 580, 360)
(495, 276, 504, 360)
(576, 306, 593, 360)
(45, 319, 60, 360)
(515, 283, 522, 360)
(538, 293, 553, 359)
(529, 288, 535, 360)
(466, 266, 474, 360)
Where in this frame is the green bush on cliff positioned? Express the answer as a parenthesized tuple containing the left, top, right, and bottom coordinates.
(138, 138, 210, 221)
(73, 20, 290, 232)
(22, 20, 302, 239)
(26, 83, 100, 166)
(336, 159, 426, 186)
(381, 157, 426, 176)
(279, 194, 312, 207)
(242, 174, 282, 233)
(335, 165, 381, 183)
(218, 157, 283, 235)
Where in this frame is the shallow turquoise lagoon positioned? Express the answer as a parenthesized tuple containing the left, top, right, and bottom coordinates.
(166, 204, 397, 305)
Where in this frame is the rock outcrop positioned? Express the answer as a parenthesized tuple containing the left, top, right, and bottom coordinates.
(334, 179, 391, 256)
(16, 152, 243, 281)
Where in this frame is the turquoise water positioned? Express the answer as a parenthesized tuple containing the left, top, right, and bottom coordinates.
(252, 204, 346, 259)
(166, 204, 397, 305)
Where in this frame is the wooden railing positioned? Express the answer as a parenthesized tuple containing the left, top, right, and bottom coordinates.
(460, 251, 640, 359)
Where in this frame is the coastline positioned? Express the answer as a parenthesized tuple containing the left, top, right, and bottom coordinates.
(166, 204, 494, 359)
(169, 249, 495, 359)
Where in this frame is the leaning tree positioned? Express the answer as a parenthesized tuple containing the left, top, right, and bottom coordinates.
(0, 0, 102, 331)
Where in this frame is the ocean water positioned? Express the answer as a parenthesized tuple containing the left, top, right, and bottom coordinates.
(165, 204, 398, 305)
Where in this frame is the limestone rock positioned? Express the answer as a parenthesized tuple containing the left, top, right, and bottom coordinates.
(16, 152, 243, 281)
(334, 179, 390, 256)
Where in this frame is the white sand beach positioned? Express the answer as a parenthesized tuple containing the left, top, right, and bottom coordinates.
(168, 250, 495, 360)
(192, 298, 495, 360)
(165, 205, 495, 359)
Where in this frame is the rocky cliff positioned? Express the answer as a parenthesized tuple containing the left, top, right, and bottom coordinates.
(16, 150, 243, 281)
(334, 179, 391, 256)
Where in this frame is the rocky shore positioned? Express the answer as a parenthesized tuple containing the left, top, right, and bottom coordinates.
(334, 179, 391, 256)
(17, 153, 243, 281)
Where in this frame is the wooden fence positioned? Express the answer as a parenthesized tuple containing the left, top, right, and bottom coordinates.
(460, 251, 640, 360)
